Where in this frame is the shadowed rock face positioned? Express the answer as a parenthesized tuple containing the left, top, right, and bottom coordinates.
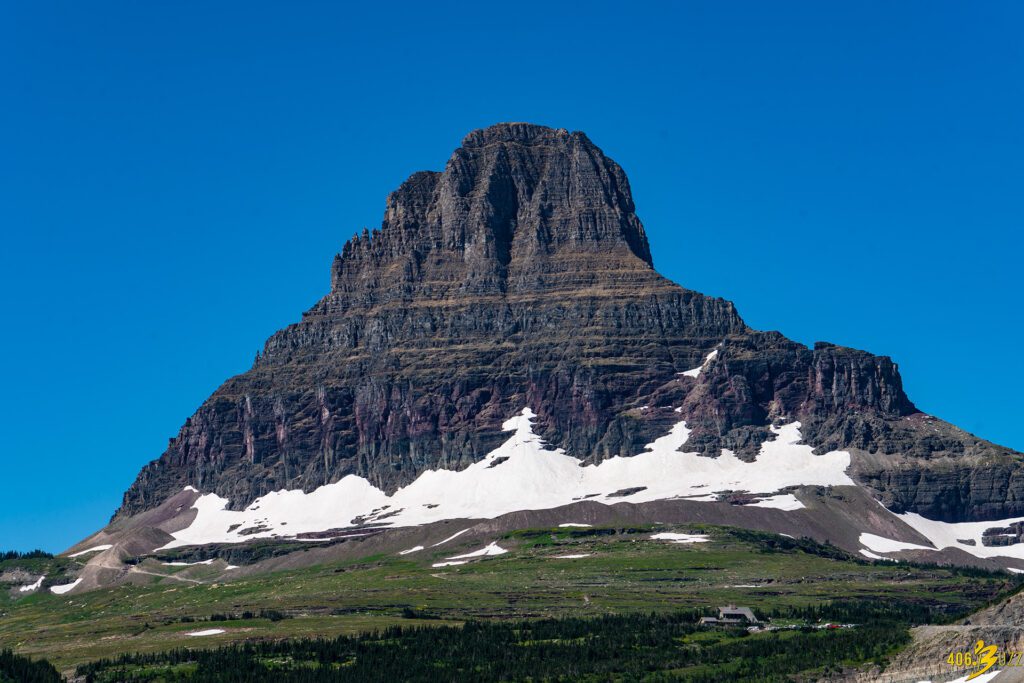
(117, 123, 1021, 523)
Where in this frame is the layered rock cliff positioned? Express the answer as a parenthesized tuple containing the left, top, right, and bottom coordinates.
(117, 123, 1022, 523)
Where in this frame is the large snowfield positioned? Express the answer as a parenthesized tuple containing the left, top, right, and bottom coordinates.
(155, 407, 1024, 567)
(160, 408, 855, 549)
(860, 511, 1024, 562)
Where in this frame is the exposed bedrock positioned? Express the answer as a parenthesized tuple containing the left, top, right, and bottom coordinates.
(116, 123, 1023, 521)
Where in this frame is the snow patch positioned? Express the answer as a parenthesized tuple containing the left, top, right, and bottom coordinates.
(50, 578, 82, 594)
(68, 544, 112, 558)
(894, 511, 1024, 561)
(431, 529, 471, 547)
(937, 672, 1001, 683)
(1008, 567, 1024, 574)
(553, 554, 591, 559)
(558, 523, 592, 528)
(859, 549, 897, 562)
(747, 494, 804, 511)
(680, 349, 719, 378)
(187, 629, 225, 637)
(859, 533, 934, 554)
(857, 509, 1024, 563)
(160, 410, 853, 549)
(448, 542, 508, 560)
(430, 541, 508, 567)
(163, 559, 215, 566)
(18, 576, 44, 592)
(399, 545, 424, 555)
(651, 533, 709, 544)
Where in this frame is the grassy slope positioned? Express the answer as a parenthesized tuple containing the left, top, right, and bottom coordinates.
(1, 525, 1017, 672)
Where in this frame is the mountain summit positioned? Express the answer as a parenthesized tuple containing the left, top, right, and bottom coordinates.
(120, 123, 751, 514)
(329, 122, 656, 300)
(115, 124, 1020, 550)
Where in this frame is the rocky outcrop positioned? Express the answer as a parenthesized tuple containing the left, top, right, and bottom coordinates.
(116, 123, 1022, 521)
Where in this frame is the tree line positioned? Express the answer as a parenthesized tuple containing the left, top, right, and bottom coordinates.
(0, 550, 53, 562)
(0, 649, 62, 683)
(75, 609, 910, 682)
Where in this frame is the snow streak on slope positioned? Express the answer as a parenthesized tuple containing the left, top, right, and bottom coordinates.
(448, 543, 508, 560)
(187, 629, 225, 637)
(680, 349, 719, 378)
(431, 542, 508, 568)
(894, 512, 1024, 561)
(50, 578, 82, 594)
(859, 533, 934, 554)
(859, 549, 896, 561)
(68, 544, 112, 558)
(431, 529, 471, 547)
(856, 509, 1024, 562)
(161, 409, 855, 549)
(651, 533, 708, 544)
(18, 576, 44, 592)
(747, 494, 804, 510)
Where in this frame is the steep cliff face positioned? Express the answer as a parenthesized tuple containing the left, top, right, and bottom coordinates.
(117, 123, 1020, 522)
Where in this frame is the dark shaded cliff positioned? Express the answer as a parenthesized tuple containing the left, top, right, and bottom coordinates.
(117, 123, 1022, 522)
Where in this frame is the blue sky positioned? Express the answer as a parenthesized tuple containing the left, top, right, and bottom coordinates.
(2, 1, 1021, 552)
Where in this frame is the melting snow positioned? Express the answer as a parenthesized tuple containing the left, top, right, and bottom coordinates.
(448, 542, 508, 560)
(18, 576, 44, 592)
(680, 349, 719, 378)
(50, 578, 82, 594)
(558, 523, 592, 528)
(163, 559, 215, 566)
(431, 529, 471, 547)
(399, 545, 425, 555)
(893, 511, 1024, 561)
(859, 533, 934, 554)
(859, 549, 896, 561)
(934, 672, 1001, 683)
(1008, 568, 1024, 574)
(160, 409, 854, 549)
(747, 494, 804, 511)
(553, 553, 591, 559)
(430, 541, 508, 568)
(858, 510, 1024, 562)
(651, 533, 709, 544)
(187, 629, 225, 637)
(68, 544, 112, 558)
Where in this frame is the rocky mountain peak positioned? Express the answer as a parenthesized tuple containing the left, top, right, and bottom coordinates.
(115, 123, 1020, 527)
(328, 123, 653, 307)
(458, 121, 572, 147)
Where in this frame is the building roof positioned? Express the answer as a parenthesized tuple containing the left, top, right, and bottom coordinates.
(717, 605, 758, 622)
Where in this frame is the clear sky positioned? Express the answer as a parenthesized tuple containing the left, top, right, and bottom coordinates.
(2, 2, 1022, 552)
